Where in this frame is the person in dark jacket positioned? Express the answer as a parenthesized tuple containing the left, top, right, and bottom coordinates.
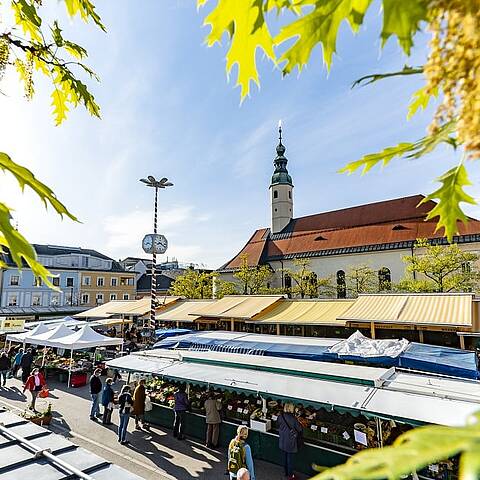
(12, 348, 24, 378)
(173, 384, 189, 440)
(132, 378, 146, 429)
(20, 348, 34, 383)
(0, 352, 11, 387)
(277, 402, 303, 480)
(89, 368, 103, 420)
(117, 384, 133, 444)
(101, 378, 115, 425)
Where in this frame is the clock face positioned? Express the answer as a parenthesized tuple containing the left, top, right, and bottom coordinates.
(153, 234, 168, 254)
(142, 234, 153, 253)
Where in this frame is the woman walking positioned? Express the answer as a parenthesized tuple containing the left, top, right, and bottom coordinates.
(277, 403, 303, 480)
(101, 378, 115, 425)
(23, 368, 46, 411)
(117, 385, 133, 445)
(132, 378, 146, 429)
(12, 348, 24, 378)
(227, 425, 255, 480)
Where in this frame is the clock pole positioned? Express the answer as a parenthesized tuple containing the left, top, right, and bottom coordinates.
(140, 176, 173, 334)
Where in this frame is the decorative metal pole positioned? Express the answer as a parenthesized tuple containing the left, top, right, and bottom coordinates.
(140, 176, 173, 334)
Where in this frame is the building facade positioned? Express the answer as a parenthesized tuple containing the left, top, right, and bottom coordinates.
(218, 127, 480, 294)
(0, 245, 136, 309)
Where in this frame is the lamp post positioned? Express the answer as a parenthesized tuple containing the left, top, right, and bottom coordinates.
(140, 176, 173, 331)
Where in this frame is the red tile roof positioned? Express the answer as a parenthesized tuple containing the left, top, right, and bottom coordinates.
(219, 195, 480, 270)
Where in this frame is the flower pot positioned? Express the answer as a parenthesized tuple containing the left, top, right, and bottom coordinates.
(29, 414, 52, 426)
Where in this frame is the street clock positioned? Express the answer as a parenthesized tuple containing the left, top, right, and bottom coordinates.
(142, 233, 168, 254)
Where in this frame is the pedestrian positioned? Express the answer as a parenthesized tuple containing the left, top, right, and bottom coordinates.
(204, 390, 222, 448)
(20, 348, 34, 383)
(89, 368, 103, 421)
(118, 384, 133, 445)
(23, 367, 46, 411)
(227, 425, 255, 480)
(101, 378, 115, 425)
(112, 369, 122, 384)
(132, 378, 146, 429)
(237, 468, 250, 480)
(12, 348, 24, 378)
(277, 402, 303, 480)
(173, 384, 189, 440)
(0, 351, 11, 387)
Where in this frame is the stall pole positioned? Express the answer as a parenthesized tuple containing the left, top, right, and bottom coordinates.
(370, 321, 376, 339)
(460, 334, 465, 350)
(418, 330, 424, 343)
(121, 314, 125, 338)
(230, 318, 235, 332)
(276, 324, 280, 336)
(41, 346, 47, 367)
(67, 349, 74, 388)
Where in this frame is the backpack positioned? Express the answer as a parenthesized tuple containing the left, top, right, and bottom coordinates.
(227, 439, 246, 474)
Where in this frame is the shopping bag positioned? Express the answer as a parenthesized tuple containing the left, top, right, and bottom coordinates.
(145, 396, 153, 412)
(39, 387, 49, 398)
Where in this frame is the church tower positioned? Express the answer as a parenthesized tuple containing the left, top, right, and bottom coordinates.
(270, 122, 293, 234)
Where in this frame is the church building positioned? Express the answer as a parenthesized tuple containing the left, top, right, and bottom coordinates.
(218, 125, 480, 296)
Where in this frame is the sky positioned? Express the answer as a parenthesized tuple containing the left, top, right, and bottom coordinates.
(1, 1, 479, 269)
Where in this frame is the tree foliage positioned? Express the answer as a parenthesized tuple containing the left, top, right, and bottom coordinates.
(233, 254, 273, 294)
(169, 269, 214, 299)
(283, 258, 334, 298)
(345, 264, 378, 297)
(0, 0, 103, 286)
(198, 0, 480, 241)
(397, 238, 480, 293)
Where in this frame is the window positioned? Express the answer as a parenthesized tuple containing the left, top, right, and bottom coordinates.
(83, 276, 91, 286)
(51, 294, 59, 306)
(32, 294, 41, 306)
(66, 277, 74, 287)
(8, 294, 18, 306)
(462, 262, 472, 273)
(111, 277, 118, 287)
(308, 273, 318, 298)
(33, 277, 42, 287)
(96, 293, 104, 304)
(10, 275, 19, 286)
(378, 267, 392, 291)
(288, 191, 291, 199)
(65, 292, 73, 305)
(120, 277, 128, 286)
(273, 190, 278, 199)
(81, 293, 90, 305)
(52, 277, 60, 287)
(336, 270, 346, 299)
(110, 293, 117, 301)
(123, 294, 129, 300)
(97, 277, 105, 287)
(284, 273, 292, 290)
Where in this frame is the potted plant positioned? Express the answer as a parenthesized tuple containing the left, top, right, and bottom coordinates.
(23, 403, 53, 426)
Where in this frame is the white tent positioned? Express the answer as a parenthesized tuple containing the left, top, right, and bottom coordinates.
(6, 322, 51, 343)
(29, 324, 75, 347)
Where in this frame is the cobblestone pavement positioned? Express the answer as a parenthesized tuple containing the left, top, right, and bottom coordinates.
(0, 376, 302, 480)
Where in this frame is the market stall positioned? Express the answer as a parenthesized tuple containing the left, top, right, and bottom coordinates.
(107, 349, 480, 479)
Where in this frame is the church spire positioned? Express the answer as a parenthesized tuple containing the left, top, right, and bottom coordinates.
(271, 120, 292, 187)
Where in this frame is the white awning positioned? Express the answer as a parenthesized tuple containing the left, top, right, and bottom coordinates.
(6, 322, 51, 343)
(53, 325, 123, 349)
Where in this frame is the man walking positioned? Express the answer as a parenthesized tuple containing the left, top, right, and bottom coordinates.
(204, 390, 222, 448)
(0, 352, 11, 387)
(20, 348, 33, 383)
(12, 348, 24, 378)
(173, 384, 189, 440)
(89, 368, 103, 421)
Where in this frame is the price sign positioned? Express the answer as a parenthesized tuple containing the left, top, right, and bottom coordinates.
(343, 431, 350, 440)
(321, 427, 328, 434)
(227, 405, 233, 411)
(311, 425, 318, 431)
(271, 415, 278, 421)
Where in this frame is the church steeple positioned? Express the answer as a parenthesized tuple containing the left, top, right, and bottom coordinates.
(271, 121, 293, 187)
(270, 121, 294, 234)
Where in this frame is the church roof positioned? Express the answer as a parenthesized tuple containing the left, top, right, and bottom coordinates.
(219, 194, 480, 271)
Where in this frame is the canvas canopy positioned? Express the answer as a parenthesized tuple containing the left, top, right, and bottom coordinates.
(6, 322, 50, 343)
(27, 323, 75, 347)
(54, 325, 123, 349)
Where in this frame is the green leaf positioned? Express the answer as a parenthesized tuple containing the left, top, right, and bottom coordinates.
(275, 0, 355, 73)
(12, 0, 42, 42)
(63, 0, 106, 32)
(202, 0, 276, 100)
(51, 86, 70, 125)
(0, 203, 57, 289)
(340, 121, 457, 175)
(348, 0, 373, 32)
(381, 0, 428, 55)
(407, 85, 437, 119)
(420, 163, 476, 242)
(0, 152, 77, 221)
(51, 20, 64, 47)
(64, 40, 88, 59)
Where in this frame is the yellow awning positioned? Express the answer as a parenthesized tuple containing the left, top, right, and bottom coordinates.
(249, 299, 355, 325)
(75, 296, 180, 318)
(156, 300, 215, 323)
(339, 294, 473, 327)
(190, 295, 284, 319)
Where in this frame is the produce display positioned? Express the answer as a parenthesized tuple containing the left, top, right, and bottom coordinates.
(35, 351, 93, 374)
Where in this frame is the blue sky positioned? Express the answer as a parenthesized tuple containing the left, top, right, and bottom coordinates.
(0, 1, 477, 268)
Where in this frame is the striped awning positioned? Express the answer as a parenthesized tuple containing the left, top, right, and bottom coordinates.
(190, 295, 284, 319)
(339, 294, 474, 327)
(156, 299, 216, 323)
(249, 299, 355, 325)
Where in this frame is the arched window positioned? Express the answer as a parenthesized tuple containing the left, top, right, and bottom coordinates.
(284, 273, 292, 290)
(288, 191, 291, 199)
(378, 267, 391, 291)
(308, 272, 318, 298)
(273, 190, 278, 199)
(336, 270, 346, 298)
(462, 262, 471, 273)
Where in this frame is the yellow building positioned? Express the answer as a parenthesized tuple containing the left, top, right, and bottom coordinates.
(79, 270, 136, 307)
